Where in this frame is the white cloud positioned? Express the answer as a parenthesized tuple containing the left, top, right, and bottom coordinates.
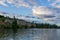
(0, 0, 38, 8)
(50, 2, 60, 8)
(0, 0, 31, 8)
(0, 12, 9, 17)
(49, 0, 60, 8)
(0, 0, 8, 6)
(27, 0, 37, 6)
(7, 0, 14, 4)
(32, 6, 60, 24)
(32, 6, 53, 15)
(7, 0, 30, 8)
(15, 0, 30, 8)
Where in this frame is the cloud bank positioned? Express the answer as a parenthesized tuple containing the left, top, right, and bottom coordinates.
(1, 0, 60, 8)
(0, 0, 8, 6)
(48, 0, 60, 8)
(32, 6, 60, 24)
(0, 0, 37, 8)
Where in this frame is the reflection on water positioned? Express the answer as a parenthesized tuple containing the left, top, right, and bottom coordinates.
(0, 28, 60, 40)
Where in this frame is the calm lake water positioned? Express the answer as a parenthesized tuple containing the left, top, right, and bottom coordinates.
(0, 28, 60, 40)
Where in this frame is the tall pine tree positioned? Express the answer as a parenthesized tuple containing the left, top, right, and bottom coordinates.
(12, 16, 18, 33)
(12, 16, 19, 40)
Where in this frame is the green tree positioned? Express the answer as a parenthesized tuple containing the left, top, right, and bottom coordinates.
(12, 16, 18, 33)
(12, 16, 19, 40)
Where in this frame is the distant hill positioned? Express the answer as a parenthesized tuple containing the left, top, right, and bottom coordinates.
(0, 15, 60, 29)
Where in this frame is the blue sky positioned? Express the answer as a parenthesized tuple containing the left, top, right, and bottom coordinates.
(0, 0, 60, 26)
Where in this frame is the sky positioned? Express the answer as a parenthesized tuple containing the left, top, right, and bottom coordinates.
(0, 0, 60, 26)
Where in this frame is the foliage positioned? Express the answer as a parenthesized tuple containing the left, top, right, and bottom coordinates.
(0, 15, 59, 29)
(0, 24, 4, 29)
(0, 15, 7, 21)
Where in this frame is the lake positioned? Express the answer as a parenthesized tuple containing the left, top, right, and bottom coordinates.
(0, 28, 60, 40)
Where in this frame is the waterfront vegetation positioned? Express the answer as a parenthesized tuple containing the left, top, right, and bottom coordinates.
(0, 15, 60, 29)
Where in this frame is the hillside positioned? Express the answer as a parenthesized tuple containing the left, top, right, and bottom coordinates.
(0, 15, 60, 29)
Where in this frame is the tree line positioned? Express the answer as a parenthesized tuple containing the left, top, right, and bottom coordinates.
(0, 15, 60, 29)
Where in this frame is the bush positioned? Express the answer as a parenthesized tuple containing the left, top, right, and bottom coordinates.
(0, 24, 4, 29)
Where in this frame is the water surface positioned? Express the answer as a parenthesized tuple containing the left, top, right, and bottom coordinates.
(0, 28, 60, 40)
